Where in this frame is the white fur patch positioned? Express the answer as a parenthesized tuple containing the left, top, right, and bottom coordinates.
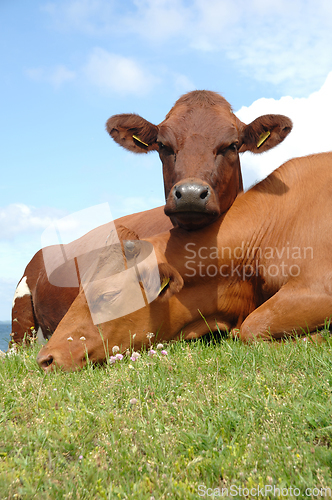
(12, 276, 31, 308)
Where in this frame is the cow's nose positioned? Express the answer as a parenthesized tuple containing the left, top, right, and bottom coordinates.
(172, 182, 211, 210)
(37, 352, 54, 371)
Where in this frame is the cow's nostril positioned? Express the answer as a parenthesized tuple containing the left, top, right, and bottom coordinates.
(175, 189, 182, 199)
(200, 189, 209, 200)
(39, 354, 54, 369)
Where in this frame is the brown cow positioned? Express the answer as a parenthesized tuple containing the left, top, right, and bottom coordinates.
(37, 152, 332, 372)
(11, 206, 172, 344)
(12, 90, 291, 345)
(107, 90, 292, 230)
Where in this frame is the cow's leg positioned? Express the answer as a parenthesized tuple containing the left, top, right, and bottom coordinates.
(11, 277, 38, 345)
(237, 287, 332, 342)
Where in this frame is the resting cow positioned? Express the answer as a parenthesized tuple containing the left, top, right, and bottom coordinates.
(37, 152, 332, 371)
(12, 90, 291, 344)
(11, 207, 172, 344)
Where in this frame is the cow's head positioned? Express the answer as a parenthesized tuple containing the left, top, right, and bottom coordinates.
(36, 231, 189, 372)
(106, 91, 292, 230)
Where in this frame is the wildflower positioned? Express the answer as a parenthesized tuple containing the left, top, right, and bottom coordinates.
(6, 346, 18, 357)
(79, 336, 86, 341)
(146, 332, 154, 340)
(161, 350, 168, 356)
(115, 353, 123, 361)
(112, 345, 120, 354)
(67, 337, 73, 341)
(130, 351, 140, 361)
(130, 398, 138, 405)
(109, 356, 117, 364)
(303, 337, 307, 342)
(79, 455, 83, 460)
(148, 349, 156, 357)
(156, 343, 164, 350)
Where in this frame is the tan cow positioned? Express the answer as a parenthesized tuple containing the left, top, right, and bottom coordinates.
(37, 152, 332, 371)
(12, 90, 291, 344)
(11, 206, 172, 344)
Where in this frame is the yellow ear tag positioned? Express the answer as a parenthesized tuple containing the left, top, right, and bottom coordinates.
(132, 134, 149, 147)
(257, 130, 271, 148)
(158, 276, 170, 295)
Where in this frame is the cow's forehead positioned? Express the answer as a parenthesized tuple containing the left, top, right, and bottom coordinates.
(161, 103, 237, 134)
(158, 105, 238, 148)
(165, 90, 233, 115)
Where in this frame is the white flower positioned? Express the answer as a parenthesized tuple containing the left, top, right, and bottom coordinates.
(156, 343, 164, 350)
(67, 337, 73, 341)
(112, 345, 120, 354)
(79, 336, 86, 341)
(146, 332, 155, 340)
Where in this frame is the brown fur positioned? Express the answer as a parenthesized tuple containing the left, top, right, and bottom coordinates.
(37, 152, 332, 371)
(13, 90, 292, 346)
(106, 90, 292, 230)
(11, 206, 172, 344)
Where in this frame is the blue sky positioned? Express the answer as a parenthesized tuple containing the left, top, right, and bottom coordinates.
(1, 0, 332, 320)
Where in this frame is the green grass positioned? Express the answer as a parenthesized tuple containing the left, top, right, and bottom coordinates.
(1, 335, 332, 499)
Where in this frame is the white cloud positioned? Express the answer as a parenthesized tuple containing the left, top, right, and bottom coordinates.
(25, 50, 158, 96)
(83, 48, 160, 95)
(0, 204, 66, 320)
(236, 71, 332, 189)
(127, 0, 191, 42)
(0, 204, 67, 240)
(42, 0, 332, 95)
(26, 65, 76, 88)
(188, 0, 332, 95)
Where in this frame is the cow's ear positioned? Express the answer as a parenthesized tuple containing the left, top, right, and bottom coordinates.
(157, 262, 184, 301)
(239, 114, 292, 154)
(116, 225, 140, 242)
(106, 113, 159, 153)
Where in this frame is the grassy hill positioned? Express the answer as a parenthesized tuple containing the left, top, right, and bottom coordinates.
(1, 336, 332, 498)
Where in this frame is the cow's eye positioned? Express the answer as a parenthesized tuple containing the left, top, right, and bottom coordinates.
(158, 142, 175, 156)
(217, 142, 238, 156)
(228, 143, 238, 152)
(100, 290, 121, 304)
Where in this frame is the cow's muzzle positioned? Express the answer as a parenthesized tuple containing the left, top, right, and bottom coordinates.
(165, 179, 220, 230)
(37, 351, 55, 372)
